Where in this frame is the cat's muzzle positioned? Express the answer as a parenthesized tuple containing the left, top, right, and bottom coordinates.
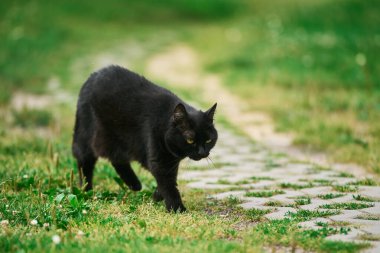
(189, 153, 209, 161)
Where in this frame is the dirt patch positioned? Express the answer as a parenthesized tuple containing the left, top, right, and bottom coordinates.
(147, 45, 200, 88)
(11, 92, 53, 111)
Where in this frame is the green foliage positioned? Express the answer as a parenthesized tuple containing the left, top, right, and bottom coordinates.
(318, 193, 345, 199)
(353, 195, 378, 202)
(349, 178, 378, 186)
(286, 209, 341, 221)
(319, 240, 370, 253)
(245, 208, 271, 221)
(12, 108, 53, 128)
(245, 189, 285, 198)
(320, 202, 374, 210)
(0, 0, 244, 104)
(279, 182, 314, 189)
(333, 185, 358, 193)
(294, 197, 311, 206)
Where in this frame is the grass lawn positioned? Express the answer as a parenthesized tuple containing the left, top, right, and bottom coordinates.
(0, 0, 377, 252)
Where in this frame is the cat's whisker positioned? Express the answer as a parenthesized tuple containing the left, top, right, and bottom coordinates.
(205, 157, 211, 169)
(207, 157, 216, 169)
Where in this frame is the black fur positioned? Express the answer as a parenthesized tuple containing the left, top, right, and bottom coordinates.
(72, 65, 218, 212)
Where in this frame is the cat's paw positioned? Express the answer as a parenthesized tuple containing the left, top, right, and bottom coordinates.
(153, 189, 164, 202)
(127, 180, 142, 191)
(165, 201, 187, 213)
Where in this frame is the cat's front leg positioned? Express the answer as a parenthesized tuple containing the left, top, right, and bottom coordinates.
(153, 171, 186, 213)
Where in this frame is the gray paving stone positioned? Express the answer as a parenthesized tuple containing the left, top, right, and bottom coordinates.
(364, 241, 380, 253)
(211, 191, 246, 200)
(239, 198, 269, 209)
(359, 186, 380, 200)
(298, 218, 331, 230)
(246, 181, 276, 189)
(361, 203, 380, 215)
(265, 207, 297, 220)
(299, 186, 333, 196)
(186, 181, 231, 189)
(326, 227, 365, 242)
(297, 199, 331, 211)
(330, 194, 356, 203)
(360, 223, 380, 234)
(329, 210, 367, 223)
(179, 127, 380, 248)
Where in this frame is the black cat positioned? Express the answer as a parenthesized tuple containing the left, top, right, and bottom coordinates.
(72, 65, 218, 212)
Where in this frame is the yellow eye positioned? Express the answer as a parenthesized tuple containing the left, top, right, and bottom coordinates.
(186, 139, 194, 144)
(206, 139, 212, 144)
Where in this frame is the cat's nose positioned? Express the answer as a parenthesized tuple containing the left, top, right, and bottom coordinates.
(198, 147, 209, 157)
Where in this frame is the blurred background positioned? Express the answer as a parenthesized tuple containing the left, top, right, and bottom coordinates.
(0, 0, 379, 174)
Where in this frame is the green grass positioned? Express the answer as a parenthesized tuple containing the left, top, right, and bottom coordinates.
(212, 179, 233, 185)
(320, 202, 374, 210)
(311, 179, 334, 186)
(352, 194, 378, 202)
(250, 176, 274, 181)
(286, 209, 341, 221)
(245, 208, 272, 221)
(318, 193, 345, 199)
(248, 218, 368, 252)
(1, 0, 377, 252)
(183, 162, 235, 171)
(191, 0, 380, 174)
(245, 190, 285, 198)
(279, 182, 314, 190)
(300, 178, 334, 186)
(332, 185, 359, 193)
(264, 201, 283, 207)
(315, 221, 351, 236)
(356, 214, 380, 221)
(334, 172, 355, 178)
(348, 178, 378, 186)
(11, 108, 54, 128)
(294, 198, 311, 206)
(0, 160, 243, 252)
(0, 0, 243, 105)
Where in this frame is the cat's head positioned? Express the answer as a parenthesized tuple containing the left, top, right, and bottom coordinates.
(165, 103, 218, 161)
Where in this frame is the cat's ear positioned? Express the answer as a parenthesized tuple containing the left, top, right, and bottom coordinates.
(205, 103, 217, 121)
(173, 103, 188, 125)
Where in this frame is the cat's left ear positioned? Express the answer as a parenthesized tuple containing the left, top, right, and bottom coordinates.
(173, 103, 189, 126)
(205, 103, 217, 121)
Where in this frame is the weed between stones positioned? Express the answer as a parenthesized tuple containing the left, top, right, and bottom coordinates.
(245, 190, 285, 198)
(319, 202, 374, 210)
(318, 193, 345, 199)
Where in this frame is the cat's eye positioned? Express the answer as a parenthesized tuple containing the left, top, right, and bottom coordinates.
(206, 139, 212, 144)
(186, 139, 194, 144)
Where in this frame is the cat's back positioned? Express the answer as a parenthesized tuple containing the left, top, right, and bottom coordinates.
(81, 65, 178, 124)
(83, 65, 169, 105)
(89, 65, 149, 97)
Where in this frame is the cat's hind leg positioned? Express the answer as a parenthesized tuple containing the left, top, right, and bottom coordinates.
(111, 162, 142, 191)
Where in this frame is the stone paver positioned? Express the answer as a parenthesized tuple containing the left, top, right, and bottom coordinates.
(179, 127, 380, 251)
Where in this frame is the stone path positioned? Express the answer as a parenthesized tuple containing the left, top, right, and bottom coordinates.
(179, 127, 380, 253)
(145, 44, 380, 252)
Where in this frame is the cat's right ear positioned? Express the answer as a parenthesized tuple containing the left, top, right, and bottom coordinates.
(173, 103, 189, 128)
